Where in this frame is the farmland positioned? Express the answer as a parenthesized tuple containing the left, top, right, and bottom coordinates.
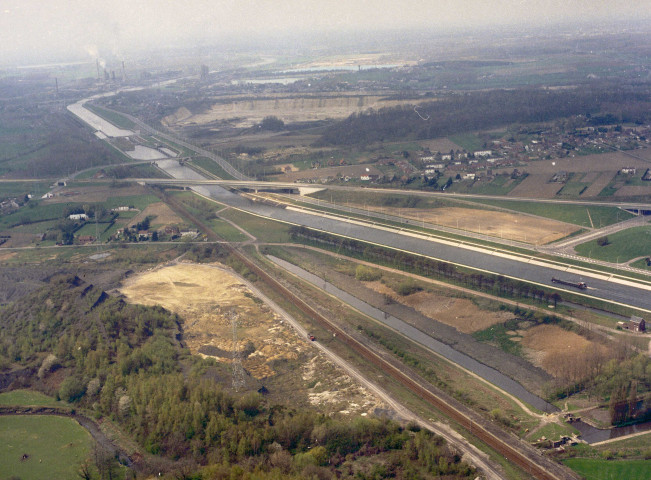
(0, 389, 66, 407)
(0, 415, 92, 480)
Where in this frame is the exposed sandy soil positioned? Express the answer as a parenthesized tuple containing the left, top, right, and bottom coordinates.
(362, 205, 580, 244)
(520, 324, 610, 380)
(162, 94, 420, 129)
(119, 263, 301, 380)
(118, 263, 386, 415)
(0, 251, 17, 260)
(302, 355, 381, 415)
(43, 185, 148, 204)
(126, 202, 184, 229)
(364, 280, 513, 333)
(297, 53, 412, 69)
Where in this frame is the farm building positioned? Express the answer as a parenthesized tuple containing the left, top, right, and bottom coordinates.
(77, 235, 95, 244)
(69, 213, 88, 221)
(618, 316, 646, 332)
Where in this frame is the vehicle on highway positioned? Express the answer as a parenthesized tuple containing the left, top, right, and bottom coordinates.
(551, 277, 587, 289)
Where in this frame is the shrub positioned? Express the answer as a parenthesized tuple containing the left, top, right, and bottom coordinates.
(38, 354, 60, 378)
(59, 375, 86, 402)
(395, 280, 422, 296)
(355, 265, 382, 282)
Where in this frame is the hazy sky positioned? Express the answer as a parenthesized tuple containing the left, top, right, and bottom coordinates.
(1, 0, 649, 65)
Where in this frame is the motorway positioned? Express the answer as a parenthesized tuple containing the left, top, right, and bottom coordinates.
(185, 180, 651, 312)
(63, 98, 651, 311)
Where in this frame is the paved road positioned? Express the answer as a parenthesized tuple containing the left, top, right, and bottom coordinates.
(65, 97, 651, 312)
(191, 183, 651, 312)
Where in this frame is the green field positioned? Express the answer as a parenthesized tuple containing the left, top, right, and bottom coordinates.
(558, 180, 590, 197)
(189, 156, 236, 180)
(575, 225, 651, 263)
(525, 421, 578, 442)
(74, 221, 117, 242)
(0, 390, 66, 407)
(0, 182, 49, 200)
(219, 208, 292, 243)
(0, 415, 92, 480)
(206, 218, 249, 242)
(563, 458, 651, 480)
(0, 195, 157, 232)
(0, 202, 70, 230)
(448, 133, 484, 151)
(84, 104, 136, 130)
(630, 257, 651, 271)
(462, 198, 634, 227)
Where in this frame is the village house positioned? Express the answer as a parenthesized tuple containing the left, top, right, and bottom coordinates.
(618, 316, 646, 332)
(473, 150, 492, 158)
(77, 235, 95, 244)
(69, 213, 89, 221)
(360, 174, 379, 181)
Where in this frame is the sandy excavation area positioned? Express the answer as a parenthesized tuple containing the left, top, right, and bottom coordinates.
(364, 280, 513, 334)
(162, 94, 421, 129)
(364, 205, 580, 244)
(119, 263, 301, 379)
(118, 262, 387, 415)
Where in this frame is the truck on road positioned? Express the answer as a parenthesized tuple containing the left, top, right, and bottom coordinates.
(552, 277, 587, 289)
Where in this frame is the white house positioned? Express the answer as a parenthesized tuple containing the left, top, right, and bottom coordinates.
(473, 150, 492, 157)
(69, 213, 88, 221)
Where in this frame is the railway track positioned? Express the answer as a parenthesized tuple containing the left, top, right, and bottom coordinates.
(157, 187, 581, 480)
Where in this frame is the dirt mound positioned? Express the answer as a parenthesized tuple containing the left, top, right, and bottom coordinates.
(521, 324, 611, 380)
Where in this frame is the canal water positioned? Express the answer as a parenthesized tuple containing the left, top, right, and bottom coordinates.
(267, 255, 556, 412)
(267, 255, 651, 443)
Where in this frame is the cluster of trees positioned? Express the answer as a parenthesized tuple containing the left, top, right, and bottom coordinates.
(0, 272, 477, 478)
(317, 85, 651, 146)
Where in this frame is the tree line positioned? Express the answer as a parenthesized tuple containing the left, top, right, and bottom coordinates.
(316, 84, 651, 146)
